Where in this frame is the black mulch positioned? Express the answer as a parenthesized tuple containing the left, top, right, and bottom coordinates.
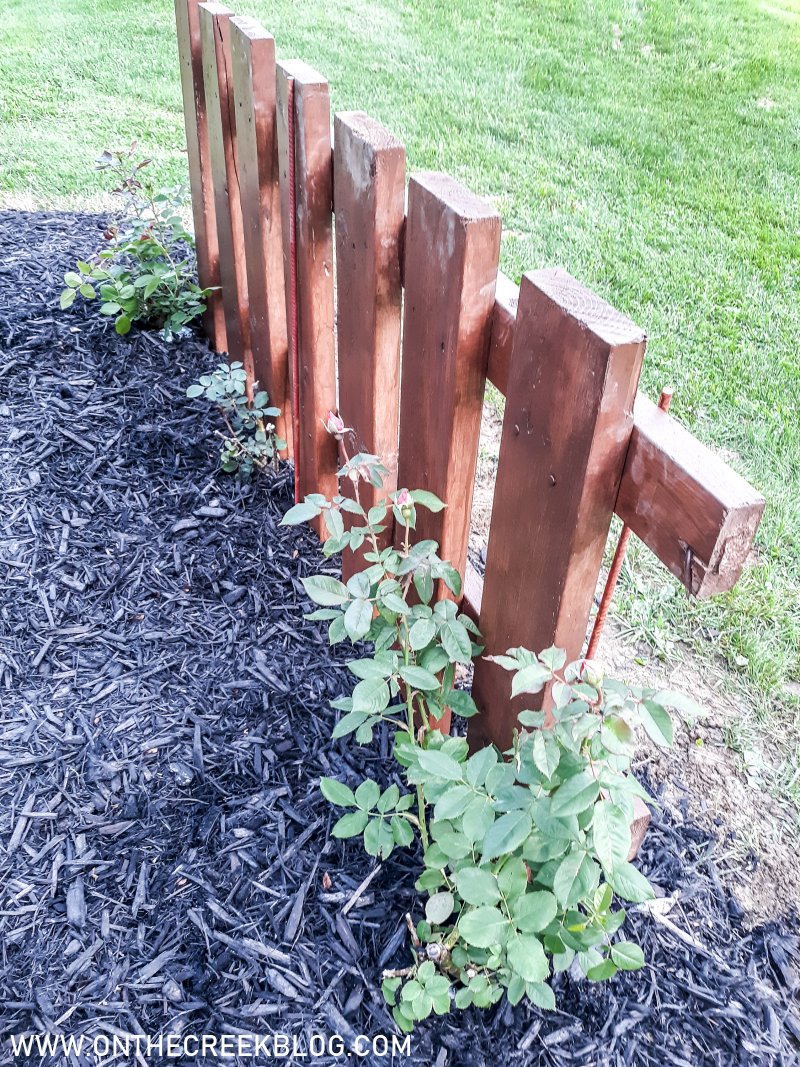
(0, 209, 798, 1067)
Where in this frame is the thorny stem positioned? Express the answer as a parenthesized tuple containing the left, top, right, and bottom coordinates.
(147, 192, 179, 279)
(218, 407, 240, 443)
(381, 966, 416, 980)
(335, 447, 431, 851)
(215, 406, 270, 471)
(338, 438, 382, 561)
(405, 912, 421, 946)
(399, 515, 430, 850)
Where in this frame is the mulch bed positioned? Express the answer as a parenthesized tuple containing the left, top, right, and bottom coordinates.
(0, 209, 798, 1066)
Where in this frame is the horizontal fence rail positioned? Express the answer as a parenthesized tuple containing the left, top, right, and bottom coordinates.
(176, 0, 766, 753)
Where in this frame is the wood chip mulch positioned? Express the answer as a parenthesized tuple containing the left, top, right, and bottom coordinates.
(0, 209, 798, 1066)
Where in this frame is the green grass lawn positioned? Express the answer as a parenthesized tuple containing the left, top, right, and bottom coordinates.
(2, 0, 799, 809)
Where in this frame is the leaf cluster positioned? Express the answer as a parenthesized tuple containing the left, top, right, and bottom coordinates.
(186, 361, 285, 479)
(281, 448, 695, 1032)
(60, 145, 211, 340)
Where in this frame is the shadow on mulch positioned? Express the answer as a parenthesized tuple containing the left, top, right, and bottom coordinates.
(0, 210, 797, 1066)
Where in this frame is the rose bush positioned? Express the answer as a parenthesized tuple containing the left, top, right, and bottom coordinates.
(282, 422, 692, 1031)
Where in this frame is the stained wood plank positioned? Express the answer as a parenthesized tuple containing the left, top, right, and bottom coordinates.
(175, 0, 226, 351)
(396, 173, 501, 585)
(616, 395, 765, 597)
(486, 270, 517, 394)
(470, 269, 645, 751)
(276, 61, 338, 526)
(230, 17, 291, 453)
(629, 797, 652, 861)
(462, 565, 483, 625)
(485, 274, 765, 599)
(333, 111, 405, 579)
(199, 2, 252, 374)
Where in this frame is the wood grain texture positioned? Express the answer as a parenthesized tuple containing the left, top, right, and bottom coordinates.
(462, 564, 483, 625)
(175, 0, 226, 351)
(396, 172, 501, 586)
(616, 395, 765, 597)
(229, 17, 291, 454)
(484, 273, 764, 597)
(333, 111, 405, 580)
(199, 2, 252, 375)
(628, 796, 651, 861)
(469, 269, 645, 752)
(486, 270, 517, 394)
(276, 60, 338, 527)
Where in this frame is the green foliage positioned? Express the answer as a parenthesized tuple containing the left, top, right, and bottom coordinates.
(186, 361, 285, 480)
(6, 0, 800, 820)
(282, 437, 692, 1030)
(60, 144, 210, 340)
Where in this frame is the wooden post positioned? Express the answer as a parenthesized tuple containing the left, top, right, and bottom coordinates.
(470, 269, 646, 752)
(276, 61, 338, 527)
(333, 112, 405, 579)
(483, 272, 765, 601)
(175, 0, 226, 351)
(229, 16, 291, 453)
(199, 2, 251, 374)
(396, 172, 501, 585)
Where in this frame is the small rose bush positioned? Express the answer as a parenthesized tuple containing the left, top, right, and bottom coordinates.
(187, 361, 284, 479)
(282, 426, 694, 1031)
(60, 144, 211, 340)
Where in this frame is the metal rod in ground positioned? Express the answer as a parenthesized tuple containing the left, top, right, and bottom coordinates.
(287, 77, 301, 505)
(585, 386, 674, 659)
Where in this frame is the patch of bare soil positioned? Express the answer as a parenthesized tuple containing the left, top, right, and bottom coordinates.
(469, 401, 800, 928)
(603, 626, 800, 926)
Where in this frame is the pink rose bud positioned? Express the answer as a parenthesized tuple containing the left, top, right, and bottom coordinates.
(578, 659, 604, 687)
(325, 411, 346, 436)
(395, 488, 412, 508)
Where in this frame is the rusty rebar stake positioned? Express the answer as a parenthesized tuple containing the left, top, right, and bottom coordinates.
(287, 76, 301, 505)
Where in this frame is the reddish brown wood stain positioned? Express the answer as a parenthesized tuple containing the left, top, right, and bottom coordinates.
(174, 16, 768, 866)
(276, 61, 338, 532)
(470, 269, 646, 752)
(229, 17, 291, 454)
(199, 2, 252, 377)
(174, 0, 226, 351)
(617, 396, 765, 597)
(333, 112, 405, 581)
(396, 173, 501, 588)
(483, 270, 765, 602)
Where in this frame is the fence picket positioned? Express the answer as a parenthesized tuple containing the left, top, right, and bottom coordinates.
(469, 269, 646, 752)
(230, 17, 291, 453)
(176, 5, 764, 779)
(276, 61, 338, 528)
(333, 112, 405, 580)
(485, 273, 765, 599)
(396, 173, 501, 592)
(199, 2, 251, 374)
(175, 0, 226, 351)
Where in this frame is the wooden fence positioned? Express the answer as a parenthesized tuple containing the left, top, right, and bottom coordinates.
(175, 0, 765, 751)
